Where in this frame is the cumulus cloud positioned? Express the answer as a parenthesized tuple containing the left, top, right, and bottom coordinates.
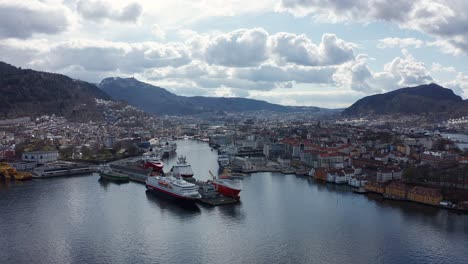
(335, 50, 433, 93)
(76, 0, 142, 23)
(0, 1, 68, 39)
(269, 33, 354, 66)
(13, 40, 192, 81)
(204, 28, 269, 67)
(199, 29, 355, 68)
(279, 0, 468, 55)
(444, 73, 468, 97)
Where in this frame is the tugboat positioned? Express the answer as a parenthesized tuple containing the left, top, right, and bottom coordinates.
(146, 175, 201, 200)
(209, 170, 242, 200)
(171, 155, 194, 179)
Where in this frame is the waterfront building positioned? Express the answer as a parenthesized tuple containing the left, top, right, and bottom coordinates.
(311, 167, 327, 181)
(263, 143, 284, 160)
(231, 156, 254, 170)
(384, 182, 409, 200)
(364, 181, 386, 194)
(376, 168, 402, 183)
(407, 186, 443, 206)
(348, 175, 368, 188)
(334, 171, 347, 184)
(22, 151, 59, 164)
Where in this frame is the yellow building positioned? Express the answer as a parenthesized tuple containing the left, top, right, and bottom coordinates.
(364, 181, 386, 194)
(407, 186, 442, 206)
(384, 182, 409, 200)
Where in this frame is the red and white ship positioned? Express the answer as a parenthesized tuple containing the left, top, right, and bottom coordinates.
(146, 176, 201, 200)
(171, 155, 194, 179)
(141, 154, 164, 174)
(210, 170, 242, 200)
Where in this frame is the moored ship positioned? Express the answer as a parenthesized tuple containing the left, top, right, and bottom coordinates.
(110, 163, 152, 183)
(141, 154, 164, 174)
(209, 171, 242, 200)
(161, 141, 177, 158)
(32, 162, 93, 178)
(171, 155, 194, 178)
(217, 155, 230, 168)
(98, 166, 129, 182)
(146, 176, 201, 200)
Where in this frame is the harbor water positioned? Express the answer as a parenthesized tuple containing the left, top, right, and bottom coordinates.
(1, 140, 468, 264)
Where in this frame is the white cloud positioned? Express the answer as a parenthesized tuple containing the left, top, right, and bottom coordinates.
(204, 28, 269, 67)
(234, 64, 335, 83)
(384, 49, 433, 86)
(0, 1, 69, 39)
(76, 0, 142, 23)
(10, 39, 192, 81)
(279, 0, 468, 55)
(431, 63, 456, 74)
(278, 0, 416, 22)
(377, 37, 424, 49)
(335, 50, 433, 93)
(269, 32, 355, 66)
(151, 24, 166, 39)
(444, 73, 468, 97)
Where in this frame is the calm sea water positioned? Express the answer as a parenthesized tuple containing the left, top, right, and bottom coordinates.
(1, 140, 467, 264)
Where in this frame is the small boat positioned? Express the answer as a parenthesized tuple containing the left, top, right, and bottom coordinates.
(353, 187, 368, 194)
(99, 167, 129, 182)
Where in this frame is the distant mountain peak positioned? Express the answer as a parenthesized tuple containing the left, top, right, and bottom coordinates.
(343, 83, 463, 116)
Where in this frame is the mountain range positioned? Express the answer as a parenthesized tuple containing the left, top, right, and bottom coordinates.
(1, 61, 467, 119)
(343, 83, 468, 117)
(0, 62, 109, 121)
(98, 77, 322, 115)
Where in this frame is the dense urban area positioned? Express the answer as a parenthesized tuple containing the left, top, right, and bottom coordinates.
(1, 97, 468, 210)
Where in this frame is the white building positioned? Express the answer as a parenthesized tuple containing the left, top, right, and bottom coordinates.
(376, 168, 402, 183)
(348, 175, 369, 188)
(22, 151, 59, 164)
(335, 171, 347, 184)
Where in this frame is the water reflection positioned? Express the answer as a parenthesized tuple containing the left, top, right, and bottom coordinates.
(217, 203, 245, 221)
(98, 177, 129, 191)
(1, 139, 467, 264)
(145, 190, 201, 215)
(0, 179, 12, 190)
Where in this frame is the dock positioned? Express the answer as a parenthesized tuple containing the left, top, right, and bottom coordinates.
(192, 179, 239, 206)
(198, 196, 239, 206)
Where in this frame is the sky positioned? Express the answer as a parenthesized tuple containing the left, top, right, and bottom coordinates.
(1, 0, 468, 108)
